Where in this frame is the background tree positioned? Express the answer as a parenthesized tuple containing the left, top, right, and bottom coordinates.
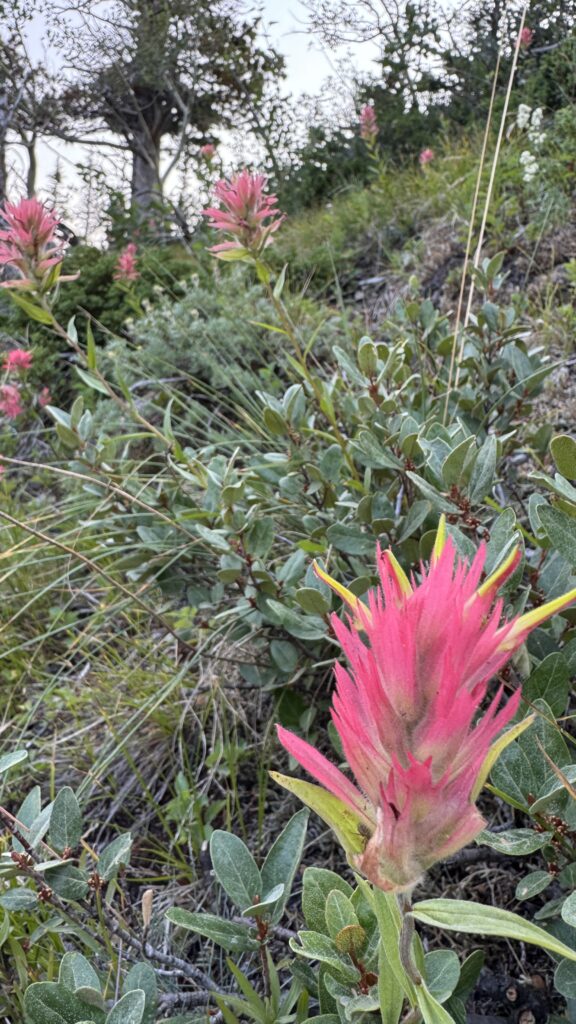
(56, 0, 286, 227)
(0, 4, 65, 200)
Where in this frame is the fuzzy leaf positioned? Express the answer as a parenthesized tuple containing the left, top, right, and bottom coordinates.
(210, 831, 262, 911)
(413, 899, 576, 961)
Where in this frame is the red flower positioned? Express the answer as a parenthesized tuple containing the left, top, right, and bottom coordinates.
(520, 27, 534, 47)
(419, 148, 435, 166)
(360, 104, 378, 142)
(203, 169, 285, 256)
(4, 348, 33, 371)
(0, 384, 24, 418)
(0, 197, 70, 291)
(113, 243, 139, 282)
(276, 519, 576, 891)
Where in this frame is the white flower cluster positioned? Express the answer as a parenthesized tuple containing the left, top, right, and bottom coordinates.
(520, 150, 539, 182)
(516, 103, 531, 129)
(516, 105, 546, 183)
(516, 104, 546, 146)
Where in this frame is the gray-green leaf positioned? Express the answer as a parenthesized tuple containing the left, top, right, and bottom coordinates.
(210, 831, 262, 911)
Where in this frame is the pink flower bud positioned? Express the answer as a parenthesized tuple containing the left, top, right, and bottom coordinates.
(38, 387, 51, 408)
(419, 148, 435, 165)
(520, 26, 534, 47)
(200, 144, 217, 161)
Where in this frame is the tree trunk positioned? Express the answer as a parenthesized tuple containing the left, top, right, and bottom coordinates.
(25, 133, 37, 197)
(130, 132, 161, 222)
(0, 89, 11, 201)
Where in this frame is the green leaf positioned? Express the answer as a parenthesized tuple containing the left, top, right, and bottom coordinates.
(424, 950, 460, 1003)
(554, 959, 576, 999)
(562, 893, 576, 928)
(302, 868, 353, 932)
(273, 263, 288, 300)
(300, 1016, 340, 1024)
(325, 890, 359, 940)
(24, 981, 98, 1024)
(166, 908, 259, 952)
(270, 773, 366, 862)
(98, 834, 132, 882)
(441, 437, 476, 489)
(242, 883, 285, 917)
(209, 831, 262, 911)
(263, 407, 288, 436)
(45, 863, 90, 902)
(0, 889, 38, 910)
(453, 950, 484, 1000)
(538, 505, 576, 566)
(378, 916, 404, 1024)
(74, 367, 110, 396)
(214, 246, 251, 261)
(517, 699, 571, 792)
(0, 750, 28, 775)
(370, 887, 416, 1001)
(260, 808, 309, 924)
(28, 801, 54, 848)
(86, 321, 97, 371)
(398, 500, 431, 543)
(406, 473, 456, 513)
(59, 953, 101, 993)
(468, 435, 497, 504)
(489, 743, 534, 809)
(290, 931, 360, 984)
(265, 600, 326, 640)
(124, 963, 157, 1024)
(412, 899, 576, 961)
(295, 588, 330, 615)
(550, 435, 576, 479)
(245, 518, 275, 558)
(105, 990, 145, 1024)
(415, 977, 458, 1024)
(50, 789, 82, 853)
(325, 523, 375, 556)
(476, 828, 550, 855)
(524, 653, 570, 717)
(269, 640, 299, 675)
(13, 786, 41, 853)
(515, 871, 553, 900)
(9, 292, 54, 324)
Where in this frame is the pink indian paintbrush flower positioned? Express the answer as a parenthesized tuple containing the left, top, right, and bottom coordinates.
(360, 104, 378, 142)
(419, 148, 435, 166)
(275, 519, 576, 892)
(0, 383, 24, 418)
(203, 169, 285, 256)
(113, 242, 139, 282)
(0, 197, 71, 291)
(38, 386, 51, 408)
(200, 144, 217, 161)
(520, 26, 534, 47)
(3, 348, 33, 372)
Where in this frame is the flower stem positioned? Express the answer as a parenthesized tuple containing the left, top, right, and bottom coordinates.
(398, 894, 422, 986)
